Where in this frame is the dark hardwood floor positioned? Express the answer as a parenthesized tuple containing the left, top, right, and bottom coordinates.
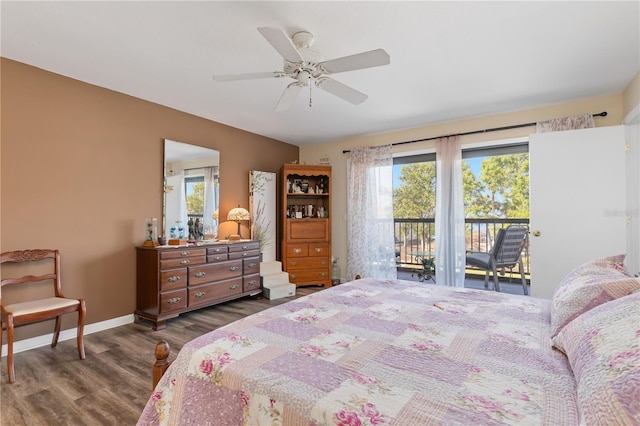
(0, 286, 322, 426)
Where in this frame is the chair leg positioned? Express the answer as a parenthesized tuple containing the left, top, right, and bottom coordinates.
(484, 271, 490, 289)
(519, 259, 528, 295)
(52, 315, 62, 348)
(491, 263, 500, 292)
(77, 300, 86, 360)
(6, 316, 15, 383)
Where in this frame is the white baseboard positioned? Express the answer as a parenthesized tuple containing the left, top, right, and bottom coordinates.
(1, 314, 135, 357)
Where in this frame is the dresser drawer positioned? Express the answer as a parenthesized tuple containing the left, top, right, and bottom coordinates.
(160, 289, 187, 313)
(308, 243, 330, 257)
(188, 277, 243, 306)
(160, 268, 187, 291)
(287, 244, 309, 257)
(286, 256, 329, 270)
(189, 260, 243, 285)
(288, 269, 330, 283)
(243, 257, 260, 275)
(160, 256, 205, 270)
(229, 249, 260, 260)
(207, 246, 228, 255)
(243, 274, 261, 293)
(160, 249, 206, 260)
(207, 253, 228, 263)
(229, 242, 260, 252)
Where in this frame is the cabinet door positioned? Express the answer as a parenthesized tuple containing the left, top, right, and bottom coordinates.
(287, 219, 329, 242)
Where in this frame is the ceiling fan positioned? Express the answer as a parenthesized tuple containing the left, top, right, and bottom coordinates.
(213, 27, 390, 111)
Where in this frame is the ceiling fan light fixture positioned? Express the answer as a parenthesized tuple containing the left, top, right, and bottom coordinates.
(296, 70, 312, 85)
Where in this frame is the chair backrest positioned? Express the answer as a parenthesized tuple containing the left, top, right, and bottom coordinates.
(491, 226, 528, 267)
(0, 249, 63, 301)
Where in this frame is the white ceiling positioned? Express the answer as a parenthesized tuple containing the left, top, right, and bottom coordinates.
(2, 1, 638, 146)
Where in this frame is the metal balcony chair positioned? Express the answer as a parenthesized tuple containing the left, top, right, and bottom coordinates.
(466, 226, 529, 295)
(0, 249, 86, 383)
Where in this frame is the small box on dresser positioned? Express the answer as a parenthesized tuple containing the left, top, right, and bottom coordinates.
(135, 241, 261, 330)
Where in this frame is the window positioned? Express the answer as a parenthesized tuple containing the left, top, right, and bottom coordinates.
(393, 143, 528, 219)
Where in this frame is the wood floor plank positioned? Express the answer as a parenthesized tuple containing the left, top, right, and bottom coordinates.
(1, 287, 322, 425)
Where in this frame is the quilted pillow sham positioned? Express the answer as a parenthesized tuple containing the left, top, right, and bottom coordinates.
(550, 254, 639, 340)
(552, 292, 640, 425)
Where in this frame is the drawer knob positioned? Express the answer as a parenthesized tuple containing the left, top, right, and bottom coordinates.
(290, 273, 296, 278)
(320, 272, 327, 277)
(194, 291, 206, 298)
(230, 284, 239, 289)
(242, 245, 249, 249)
(180, 251, 190, 256)
(248, 280, 257, 285)
(168, 276, 181, 283)
(213, 255, 221, 260)
(230, 266, 239, 271)
(321, 260, 327, 265)
(315, 247, 323, 252)
(242, 253, 249, 257)
(195, 272, 206, 278)
(248, 263, 257, 268)
(290, 261, 297, 266)
(167, 297, 182, 304)
(180, 260, 190, 265)
(293, 248, 302, 253)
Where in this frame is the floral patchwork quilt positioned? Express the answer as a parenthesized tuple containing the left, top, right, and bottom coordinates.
(138, 278, 578, 425)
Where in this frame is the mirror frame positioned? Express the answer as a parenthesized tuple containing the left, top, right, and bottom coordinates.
(163, 139, 220, 241)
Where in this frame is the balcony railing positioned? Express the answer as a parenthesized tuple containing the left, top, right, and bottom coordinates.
(394, 218, 530, 276)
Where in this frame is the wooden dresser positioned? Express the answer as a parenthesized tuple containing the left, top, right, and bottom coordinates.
(135, 241, 260, 330)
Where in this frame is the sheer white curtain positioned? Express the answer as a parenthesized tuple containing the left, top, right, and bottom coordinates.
(536, 113, 595, 133)
(203, 166, 218, 233)
(165, 170, 187, 238)
(347, 145, 397, 280)
(435, 136, 466, 287)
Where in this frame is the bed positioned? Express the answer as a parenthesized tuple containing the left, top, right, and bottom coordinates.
(137, 255, 640, 426)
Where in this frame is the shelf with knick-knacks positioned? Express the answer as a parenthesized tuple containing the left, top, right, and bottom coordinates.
(285, 171, 330, 220)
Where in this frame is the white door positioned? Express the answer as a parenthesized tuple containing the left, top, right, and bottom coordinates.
(250, 171, 277, 262)
(529, 125, 626, 298)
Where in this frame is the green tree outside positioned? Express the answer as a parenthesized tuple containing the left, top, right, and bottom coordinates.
(186, 182, 204, 214)
(393, 153, 529, 219)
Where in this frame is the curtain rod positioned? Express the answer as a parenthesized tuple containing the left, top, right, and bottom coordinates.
(342, 111, 607, 154)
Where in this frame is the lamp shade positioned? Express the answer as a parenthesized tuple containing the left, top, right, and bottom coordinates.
(227, 206, 250, 222)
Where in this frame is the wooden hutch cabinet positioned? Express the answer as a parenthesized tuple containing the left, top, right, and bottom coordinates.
(135, 241, 261, 330)
(281, 164, 331, 287)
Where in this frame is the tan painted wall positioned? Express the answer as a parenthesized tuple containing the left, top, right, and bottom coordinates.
(1, 58, 299, 341)
(300, 93, 626, 279)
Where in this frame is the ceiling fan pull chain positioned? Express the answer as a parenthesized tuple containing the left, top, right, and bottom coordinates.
(309, 75, 312, 108)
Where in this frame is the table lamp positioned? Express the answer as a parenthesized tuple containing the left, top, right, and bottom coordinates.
(227, 205, 250, 240)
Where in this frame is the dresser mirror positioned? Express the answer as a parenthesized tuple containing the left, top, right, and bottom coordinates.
(163, 139, 220, 241)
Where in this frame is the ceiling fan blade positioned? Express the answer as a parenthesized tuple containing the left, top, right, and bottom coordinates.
(316, 77, 368, 105)
(319, 49, 390, 74)
(213, 71, 283, 82)
(275, 83, 303, 111)
(257, 27, 304, 64)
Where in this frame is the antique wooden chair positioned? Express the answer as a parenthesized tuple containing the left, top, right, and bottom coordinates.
(0, 249, 86, 383)
(466, 226, 529, 295)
